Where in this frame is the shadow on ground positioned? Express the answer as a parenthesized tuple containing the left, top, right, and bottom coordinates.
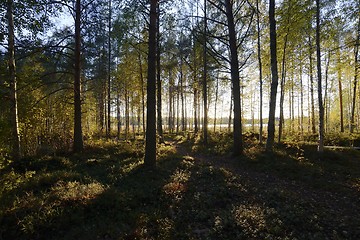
(1, 137, 360, 239)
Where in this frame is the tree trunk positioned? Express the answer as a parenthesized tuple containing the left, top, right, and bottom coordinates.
(225, 0, 243, 155)
(337, 45, 344, 132)
(266, 0, 279, 152)
(176, 86, 180, 133)
(180, 58, 186, 132)
(125, 89, 129, 140)
(278, 29, 289, 143)
(256, 0, 263, 144)
(138, 52, 146, 136)
(228, 90, 233, 132)
(168, 70, 173, 133)
(7, 0, 21, 160)
(144, 0, 158, 167)
(107, 0, 112, 138)
(350, 16, 359, 133)
(203, 0, 208, 144)
(73, 0, 83, 153)
(309, 35, 316, 134)
(291, 74, 295, 132)
(316, 0, 324, 154)
(300, 50, 304, 135)
(213, 74, 219, 132)
(324, 52, 330, 132)
(194, 87, 198, 133)
(156, 3, 163, 142)
(117, 92, 121, 139)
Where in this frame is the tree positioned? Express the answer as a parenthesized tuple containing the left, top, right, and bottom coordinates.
(316, 0, 324, 154)
(266, 0, 279, 152)
(7, 0, 21, 160)
(144, 0, 158, 167)
(224, 0, 244, 155)
(156, 2, 164, 142)
(73, 0, 83, 153)
(106, 0, 112, 138)
(256, 0, 264, 144)
(203, 0, 208, 144)
(350, 10, 359, 133)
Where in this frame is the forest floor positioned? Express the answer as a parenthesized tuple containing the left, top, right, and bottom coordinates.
(1, 133, 360, 239)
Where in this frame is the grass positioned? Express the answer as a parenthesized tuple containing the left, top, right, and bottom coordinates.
(0, 134, 360, 239)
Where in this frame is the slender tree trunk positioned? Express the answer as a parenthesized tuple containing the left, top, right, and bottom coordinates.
(228, 90, 233, 132)
(307, 75, 311, 133)
(73, 0, 83, 153)
(7, 0, 21, 160)
(278, 33, 288, 143)
(99, 90, 105, 133)
(176, 86, 180, 133)
(156, 3, 163, 141)
(291, 74, 295, 132)
(180, 59, 185, 131)
(137, 106, 141, 134)
(107, 0, 112, 138)
(168, 70, 173, 133)
(125, 89, 129, 140)
(251, 89, 255, 132)
(256, 0, 263, 144)
(144, 0, 158, 167)
(316, 0, 324, 154)
(138, 52, 146, 136)
(266, 0, 279, 152)
(203, 0, 208, 144)
(309, 36, 316, 134)
(337, 46, 344, 132)
(117, 92, 121, 139)
(324, 53, 330, 133)
(194, 87, 198, 133)
(214, 74, 219, 132)
(278, 3, 290, 142)
(193, 36, 199, 133)
(350, 16, 359, 133)
(300, 51, 304, 135)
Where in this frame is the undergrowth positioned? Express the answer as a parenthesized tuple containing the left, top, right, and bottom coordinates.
(0, 133, 359, 239)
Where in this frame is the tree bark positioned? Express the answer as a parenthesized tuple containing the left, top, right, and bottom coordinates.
(350, 15, 359, 133)
(337, 44, 344, 132)
(73, 0, 83, 153)
(116, 92, 121, 139)
(107, 0, 112, 138)
(144, 0, 158, 167)
(180, 58, 186, 132)
(300, 49, 304, 135)
(138, 52, 146, 136)
(194, 87, 198, 133)
(324, 53, 330, 132)
(266, 0, 279, 152)
(203, 0, 208, 144)
(309, 35, 316, 134)
(156, 3, 163, 141)
(278, 28, 289, 143)
(228, 90, 233, 132)
(213, 74, 219, 132)
(316, 0, 324, 154)
(125, 89, 129, 140)
(225, 0, 243, 155)
(168, 69, 173, 132)
(7, 0, 21, 160)
(256, 0, 263, 144)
